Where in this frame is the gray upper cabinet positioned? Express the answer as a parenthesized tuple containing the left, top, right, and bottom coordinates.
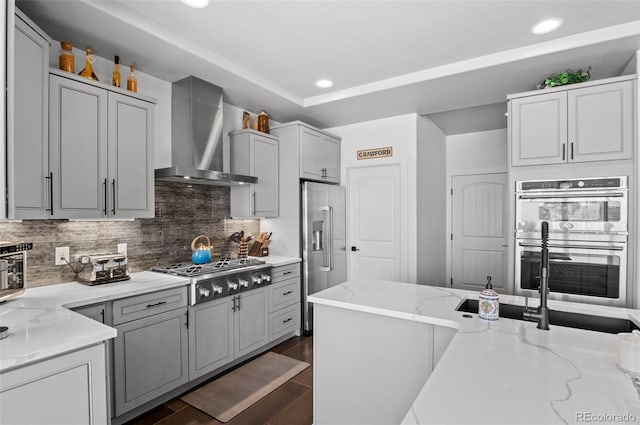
(49, 74, 108, 218)
(510, 91, 567, 166)
(568, 80, 634, 163)
(11, 11, 51, 219)
(510, 76, 634, 167)
(230, 129, 279, 217)
(299, 124, 341, 183)
(108, 92, 155, 218)
(321, 134, 341, 183)
(300, 126, 324, 181)
(49, 71, 155, 219)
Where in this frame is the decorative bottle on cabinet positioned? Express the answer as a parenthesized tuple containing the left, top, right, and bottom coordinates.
(112, 56, 121, 87)
(127, 64, 138, 92)
(58, 41, 74, 73)
(78, 48, 99, 81)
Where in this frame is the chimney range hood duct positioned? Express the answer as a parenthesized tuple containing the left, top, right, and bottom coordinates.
(154, 76, 257, 186)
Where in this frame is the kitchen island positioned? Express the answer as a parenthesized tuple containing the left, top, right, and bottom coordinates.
(308, 279, 640, 425)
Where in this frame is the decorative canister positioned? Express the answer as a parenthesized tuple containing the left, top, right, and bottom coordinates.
(257, 110, 269, 133)
(478, 276, 499, 321)
(59, 41, 74, 73)
(242, 111, 251, 129)
(78, 48, 99, 81)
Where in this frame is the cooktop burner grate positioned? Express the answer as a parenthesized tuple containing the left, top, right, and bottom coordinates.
(152, 257, 266, 277)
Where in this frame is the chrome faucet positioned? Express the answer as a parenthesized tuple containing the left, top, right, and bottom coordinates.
(523, 221, 550, 330)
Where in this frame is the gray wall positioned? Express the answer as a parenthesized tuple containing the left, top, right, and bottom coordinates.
(0, 182, 259, 287)
(416, 115, 447, 286)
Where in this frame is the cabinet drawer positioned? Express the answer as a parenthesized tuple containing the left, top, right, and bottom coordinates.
(271, 263, 300, 283)
(269, 304, 300, 342)
(269, 278, 300, 313)
(112, 286, 188, 325)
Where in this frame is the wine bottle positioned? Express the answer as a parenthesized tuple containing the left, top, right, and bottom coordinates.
(112, 56, 121, 87)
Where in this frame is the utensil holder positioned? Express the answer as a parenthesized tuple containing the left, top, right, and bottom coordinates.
(237, 242, 248, 259)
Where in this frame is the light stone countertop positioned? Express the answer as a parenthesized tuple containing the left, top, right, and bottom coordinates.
(308, 279, 640, 425)
(0, 271, 189, 372)
(251, 256, 301, 267)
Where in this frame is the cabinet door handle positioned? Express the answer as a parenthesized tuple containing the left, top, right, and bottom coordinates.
(283, 271, 292, 275)
(562, 143, 566, 161)
(252, 192, 256, 216)
(111, 179, 116, 215)
(103, 178, 108, 215)
(570, 142, 574, 160)
(146, 301, 167, 308)
(283, 290, 293, 296)
(237, 294, 241, 310)
(231, 296, 236, 312)
(45, 172, 54, 215)
(282, 318, 293, 323)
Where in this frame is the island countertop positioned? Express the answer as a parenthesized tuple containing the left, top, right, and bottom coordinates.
(0, 271, 190, 372)
(308, 279, 640, 425)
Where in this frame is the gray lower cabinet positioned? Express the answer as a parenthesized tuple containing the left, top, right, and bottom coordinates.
(0, 343, 108, 425)
(113, 288, 189, 416)
(189, 287, 269, 380)
(234, 287, 269, 357)
(48, 71, 155, 219)
(268, 263, 301, 341)
(10, 10, 51, 219)
(188, 297, 234, 380)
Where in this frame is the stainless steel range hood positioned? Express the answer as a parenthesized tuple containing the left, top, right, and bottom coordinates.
(155, 76, 257, 186)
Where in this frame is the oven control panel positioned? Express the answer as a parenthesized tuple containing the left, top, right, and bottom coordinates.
(192, 265, 272, 305)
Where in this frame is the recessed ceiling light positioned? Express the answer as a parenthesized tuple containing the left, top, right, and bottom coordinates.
(315, 79, 333, 88)
(531, 18, 563, 34)
(181, 0, 209, 8)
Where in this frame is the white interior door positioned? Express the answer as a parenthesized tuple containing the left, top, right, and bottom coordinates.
(348, 164, 402, 281)
(451, 173, 508, 291)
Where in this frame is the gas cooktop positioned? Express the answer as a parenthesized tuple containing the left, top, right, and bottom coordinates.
(152, 257, 266, 278)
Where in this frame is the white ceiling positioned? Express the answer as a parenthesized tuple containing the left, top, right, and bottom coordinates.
(16, 0, 640, 132)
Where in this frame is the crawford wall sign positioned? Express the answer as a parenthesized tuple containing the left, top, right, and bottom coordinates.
(356, 147, 393, 160)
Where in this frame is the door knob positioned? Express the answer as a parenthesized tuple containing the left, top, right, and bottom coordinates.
(351, 246, 360, 252)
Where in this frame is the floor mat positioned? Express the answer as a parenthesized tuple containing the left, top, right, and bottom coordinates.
(181, 351, 310, 422)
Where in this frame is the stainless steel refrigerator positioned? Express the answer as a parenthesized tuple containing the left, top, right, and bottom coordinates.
(301, 181, 347, 334)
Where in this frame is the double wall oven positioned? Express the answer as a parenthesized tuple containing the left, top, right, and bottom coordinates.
(515, 176, 628, 307)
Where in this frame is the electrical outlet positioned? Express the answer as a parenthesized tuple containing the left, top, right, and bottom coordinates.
(55, 247, 70, 266)
(117, 243, 127, 256)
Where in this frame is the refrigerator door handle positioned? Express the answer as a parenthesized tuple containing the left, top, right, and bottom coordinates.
(329, 206, 334, 271)
(319, 206, 331, 272)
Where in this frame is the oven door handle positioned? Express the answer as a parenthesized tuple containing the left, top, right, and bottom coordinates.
(518, 193, 625, 199)
(518, 242, 624, 251)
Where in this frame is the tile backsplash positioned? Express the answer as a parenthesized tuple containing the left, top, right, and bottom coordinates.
(0, 182, 259, 287)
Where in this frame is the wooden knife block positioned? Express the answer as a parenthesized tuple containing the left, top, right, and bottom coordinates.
(248, 240, 270, 257)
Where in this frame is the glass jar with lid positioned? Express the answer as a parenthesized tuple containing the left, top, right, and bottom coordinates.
(59, 41, 74, 73)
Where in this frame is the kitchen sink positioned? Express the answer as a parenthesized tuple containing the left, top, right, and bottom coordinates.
(456, 299, 638, 334)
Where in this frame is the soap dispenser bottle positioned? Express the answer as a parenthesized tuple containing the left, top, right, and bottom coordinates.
(479, 276, 499, 321)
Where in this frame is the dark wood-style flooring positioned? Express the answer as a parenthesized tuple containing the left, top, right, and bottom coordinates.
(125, 336, 313, 425)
